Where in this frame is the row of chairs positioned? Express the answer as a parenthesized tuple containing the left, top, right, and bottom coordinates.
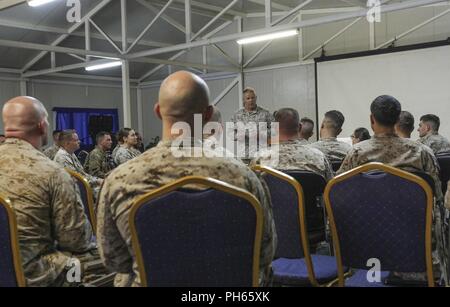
(0, 162, 439, 287)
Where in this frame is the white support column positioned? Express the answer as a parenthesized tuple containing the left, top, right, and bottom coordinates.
(122, 60, 132, 127)
(202, 46, 208, 75)
(85, 20, 91, 61)
(50, 52, 56, 68)
(265, 0, 272, 27)
(369, 18, 376, 50)
(185, 0, 192, 42)
(20, 80, 27, 96)
(121, 0, 128, 53)
(237, 17, 244, 108)
(137, 87, 144, 137)
(298, 13, 303, 60)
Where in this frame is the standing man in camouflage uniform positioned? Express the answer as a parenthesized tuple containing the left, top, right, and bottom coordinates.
(252, 108, 333, 181)
(310, 110, 352, 162)
(85, 131, 114, 179)
(418, 114, 450, 155)
(54, 129, 103, 188)
(231, 87, 274, 161)
(43, 130, 61, 160)
(0, 96, 93, 287)
(97, 71, 276, 287)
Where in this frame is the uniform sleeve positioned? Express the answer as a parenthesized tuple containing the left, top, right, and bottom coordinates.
(97, 181, 133, 273)
(50, 169, 93, 253)
(421, 150, 443, 203)
(337, 149, 357, 175)
(114, 150, 131, 166)
(87, 152, 107, 179)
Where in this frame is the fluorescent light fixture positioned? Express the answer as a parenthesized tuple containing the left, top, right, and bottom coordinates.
(85, 61, 122, 71)
(28, 0, 58, 7)
(237, 30, 299, 45)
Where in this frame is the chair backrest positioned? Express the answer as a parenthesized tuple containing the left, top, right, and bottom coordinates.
(330, 160, 343, 173)
(283, 171, 327, 244)
(0, 195, 26, 287)
(253, 166, 318, 286)
(77, 150, 89, 166)
(324, 163, 434, 287)
(129, 176, 263, 287)
(437, 154, 450, 195)
(66, 169, 96, 232)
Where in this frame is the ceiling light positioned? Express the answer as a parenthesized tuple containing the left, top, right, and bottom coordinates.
(237, 30, 299, 45)
(28, 0, 58, 7)
(85, 61, 122, 71)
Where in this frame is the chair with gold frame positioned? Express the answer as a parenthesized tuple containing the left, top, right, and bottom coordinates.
(129, 176, 263, 287)
(324, 163, 435, 287)
(66, 169, 97, 233)
(0, 195, 26, 287)
(253, 165, 341, 287)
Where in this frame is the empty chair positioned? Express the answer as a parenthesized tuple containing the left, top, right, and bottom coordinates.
(254, 166, 340, 286)
(0, 195, 26, 287)
(324, 163, 434, 287)
(66, 169, 97, 232)
(129, 176, 263, 287)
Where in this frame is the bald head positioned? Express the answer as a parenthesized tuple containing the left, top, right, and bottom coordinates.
(157, 71, 210, 122)
(2, 96, 49, 148)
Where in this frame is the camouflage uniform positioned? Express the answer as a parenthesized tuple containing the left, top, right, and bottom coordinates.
(231, 106, 275, 159)
(84, 147, 114, 179)
(97, 139, 277, 287)
(298, 138, 310, 146)
(43, 144, 59, 160)
(54, 148, 100, 187)
(251, 139, 334, 180)
(309, 137, 352, 161)
(337, 135, 442, 201)
(0, 138, 93, 287)
(113, 146, 141, 166)
(418, 133, 450, 155)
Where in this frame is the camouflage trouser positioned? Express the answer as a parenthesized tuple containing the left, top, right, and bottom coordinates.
(50, 249, 114, 287)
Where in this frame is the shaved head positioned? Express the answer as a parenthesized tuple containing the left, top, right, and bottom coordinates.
(2, 96, 49, 148)
(158, 71, 210, 122)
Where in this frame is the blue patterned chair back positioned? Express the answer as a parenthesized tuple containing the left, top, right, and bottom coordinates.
(325, 163, 434, 284)
(0, 196, 26, 287)
(285, 171, 327, 244)
(66, 170, 96, 232)
(437, 154, 450, 195)
(130, 177, 263, 287)
(261, 172, 305, 259)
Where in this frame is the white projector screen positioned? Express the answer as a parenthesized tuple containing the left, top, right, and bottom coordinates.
(317, 45, 450, 141)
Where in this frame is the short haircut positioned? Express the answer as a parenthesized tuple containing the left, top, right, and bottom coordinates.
(324, 110, 345, 131)
(96, 131, 111, 144)
(420, 114, 440, 132)
(52, 130, 62, 137)
(59, 129, 76, 144)
(301, 117, 314, 127)
(354, 127, 371, 142)
(398, 111, 415, 134)
(370, 95, 401, 127)
(0, 134, 5, 138)
(275, 108, 300, 133)
(243, 87, 256, 96)
(117, 128, 133, 143)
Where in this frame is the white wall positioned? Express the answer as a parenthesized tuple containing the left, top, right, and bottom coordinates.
(0, 78, 20, 133)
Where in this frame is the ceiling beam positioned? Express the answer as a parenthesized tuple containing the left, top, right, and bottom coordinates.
(21, 0, 113, 73)
(126, 0, 446, 60)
